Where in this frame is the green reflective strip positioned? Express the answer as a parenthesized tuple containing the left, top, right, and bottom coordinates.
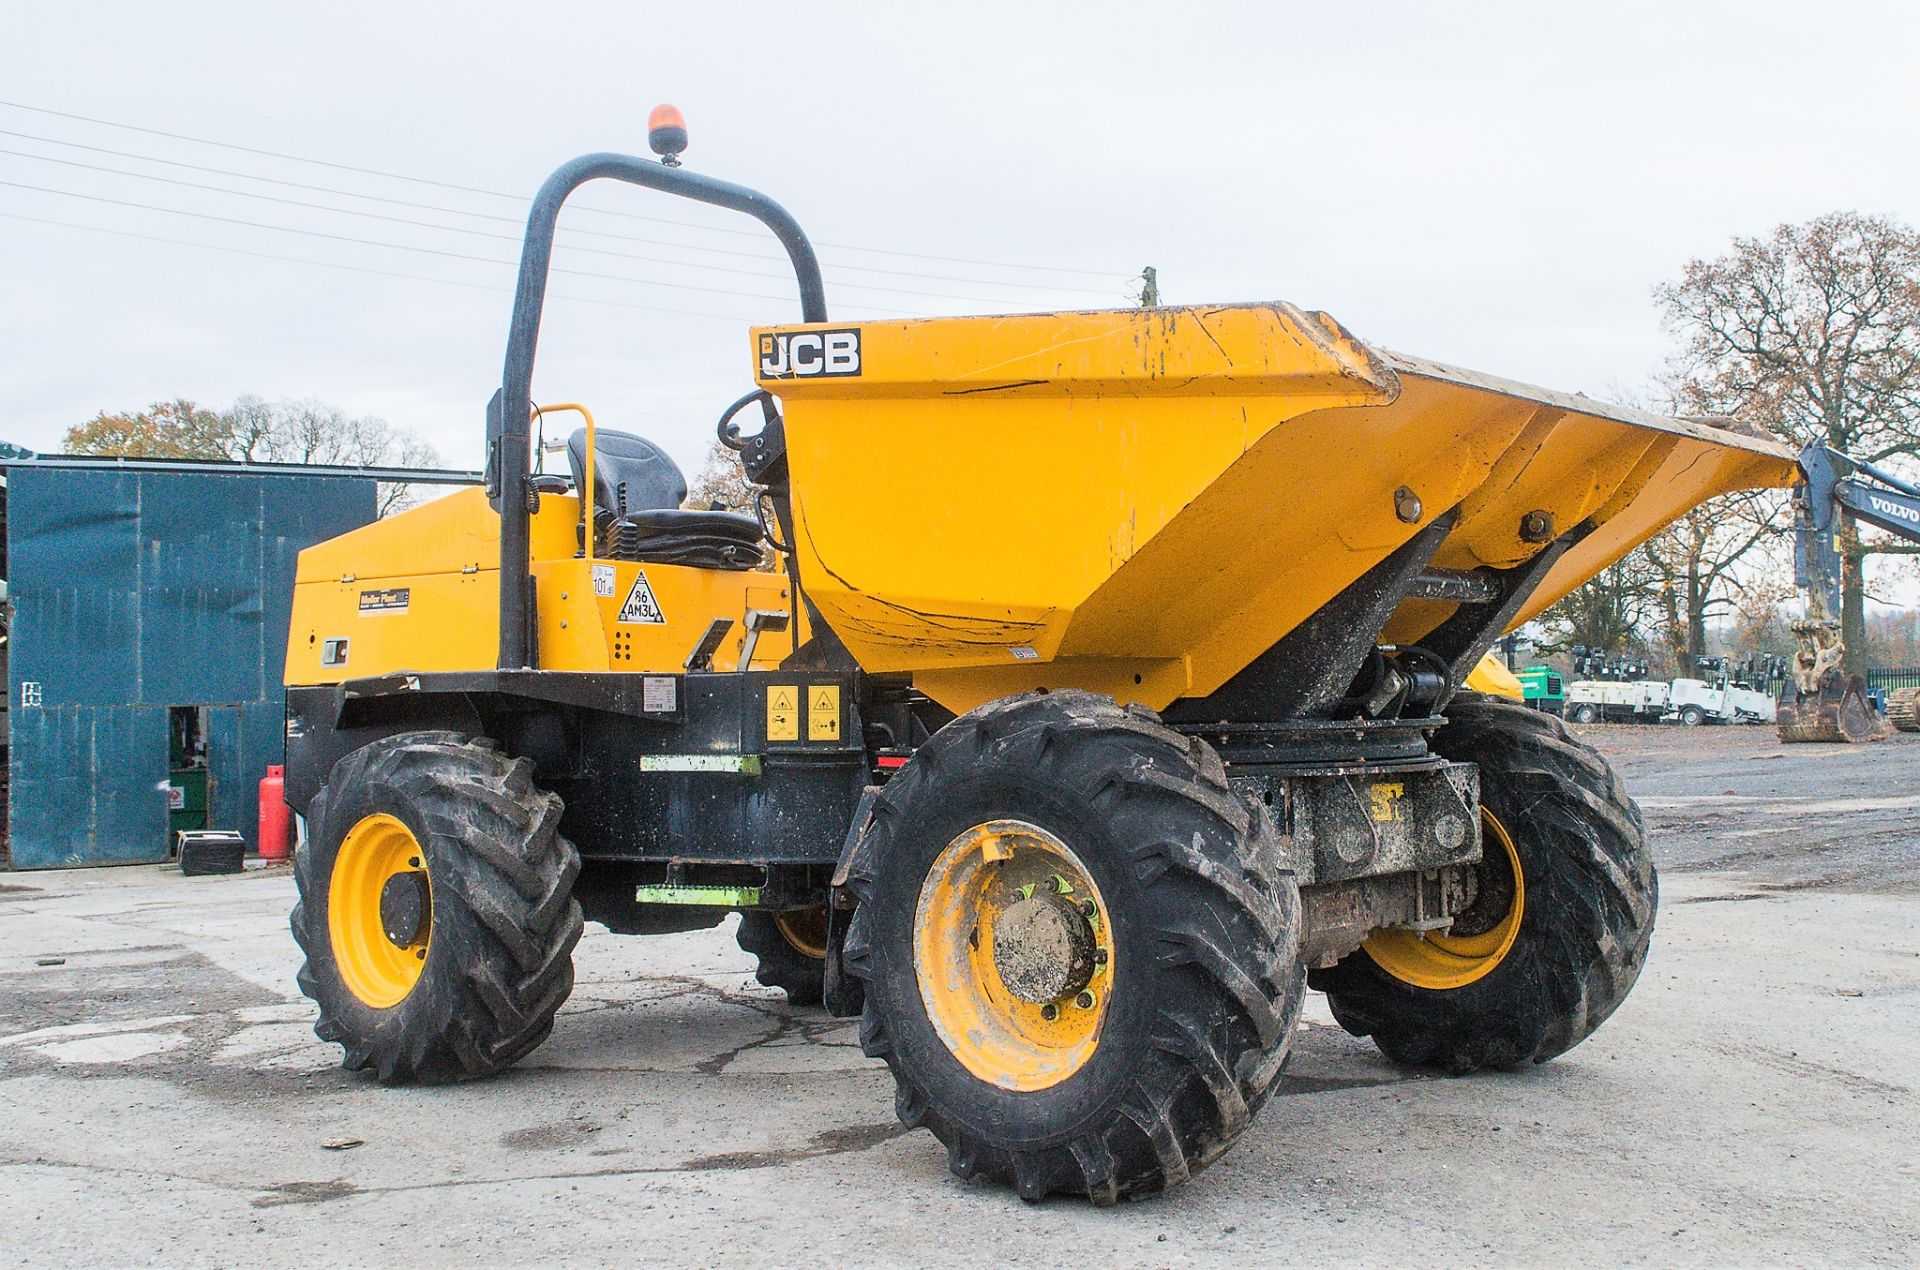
(634, 885, 762, 907)
(638, 754, 763, 775)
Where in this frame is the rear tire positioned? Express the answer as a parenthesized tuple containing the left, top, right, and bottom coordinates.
(1309, 695, 1655, 1072)
(1569, 704, 1598, 724)
(291, 732, 584, 1084)
(737, 909, 828, 1006)
(844, 690, 1304, 1204)
(1679, 705, 1706, 727)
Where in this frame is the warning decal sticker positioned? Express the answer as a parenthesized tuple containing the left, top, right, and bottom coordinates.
(618, 572, 666, 625)
(766, 684, 799, 741)
(808, 685, 841, 741)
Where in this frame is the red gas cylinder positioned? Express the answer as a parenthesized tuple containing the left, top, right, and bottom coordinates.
(258, 764, 291, 861)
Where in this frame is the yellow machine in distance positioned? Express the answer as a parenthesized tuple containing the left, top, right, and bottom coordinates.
(284, 111, 1801, 1206)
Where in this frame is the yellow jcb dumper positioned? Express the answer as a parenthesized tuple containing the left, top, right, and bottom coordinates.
(285, 113, 1799, 1203)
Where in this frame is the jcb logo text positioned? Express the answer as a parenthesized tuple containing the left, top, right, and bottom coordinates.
(759, 329, 861, 379)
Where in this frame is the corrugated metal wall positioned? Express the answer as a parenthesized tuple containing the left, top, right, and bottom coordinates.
(6, 468, 375, 868)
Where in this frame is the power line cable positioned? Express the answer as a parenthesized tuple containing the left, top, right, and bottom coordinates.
(0, 147, 1102, 307)
(0, 209, 758, 323)
(0, 99, 1124, 279)
(0, 126, 1125, 297)
(0, 177, 925, 314)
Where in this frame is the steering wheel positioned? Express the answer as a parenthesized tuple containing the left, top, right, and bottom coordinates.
(717, 388, 780, 451)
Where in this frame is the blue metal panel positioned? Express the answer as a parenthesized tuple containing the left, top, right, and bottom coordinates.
(8, 468, 143, 708)
(88, 705, 170, 863)
(139, 474, 264, 705)
(9, 707, 93, 867)
(206, 704, 247, 848)
(7, 704, 168, 867)
(6, 466, 378, 869)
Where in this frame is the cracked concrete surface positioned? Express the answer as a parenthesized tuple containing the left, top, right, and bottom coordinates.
(1, 725, 1917, 1265)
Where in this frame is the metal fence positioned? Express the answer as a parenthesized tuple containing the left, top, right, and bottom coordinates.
(1868, 667, 1920, 693)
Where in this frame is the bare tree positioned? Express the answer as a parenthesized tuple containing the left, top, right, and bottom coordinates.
(1657, 211, 1920, 673)
(683, 440, 757, 513)
(1639, 487, 1786, 662)
(1534, 554, 1664, 660)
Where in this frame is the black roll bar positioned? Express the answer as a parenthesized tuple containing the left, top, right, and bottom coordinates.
(494, 152, 826, 669)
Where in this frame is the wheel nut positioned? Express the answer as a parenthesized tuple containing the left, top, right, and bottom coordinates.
(1093, 948, 1109, 965)
(1040, 1004, 1059, 1021)
(1075, 991, 1096, 1010)
(1080, 899, 1098, 920)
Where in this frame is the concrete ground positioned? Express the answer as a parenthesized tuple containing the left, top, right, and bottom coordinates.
(1, 724, 1915, 1266)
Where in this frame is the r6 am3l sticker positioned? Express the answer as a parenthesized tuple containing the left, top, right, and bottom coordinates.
(619, 572, 666, 625)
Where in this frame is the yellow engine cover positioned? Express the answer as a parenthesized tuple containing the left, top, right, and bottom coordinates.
(285, 487, 795, 685)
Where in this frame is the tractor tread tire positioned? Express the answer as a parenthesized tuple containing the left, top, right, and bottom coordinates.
(1309, 694, 1655, 1073)
(1889, 686, 1920, 733)
(736, 912, 826, 1006)
(291, 731, 584, 1085)
(843, 690, 1304, 1205)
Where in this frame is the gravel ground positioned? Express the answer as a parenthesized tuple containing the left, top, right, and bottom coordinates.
(1584, 723, 1920, 894)
(0, 721, 1914, 1266)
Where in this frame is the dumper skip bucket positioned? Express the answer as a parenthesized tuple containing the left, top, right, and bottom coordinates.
(756, 304, 1797, 713)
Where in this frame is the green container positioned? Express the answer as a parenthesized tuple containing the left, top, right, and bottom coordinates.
(168, 766, 209, 840)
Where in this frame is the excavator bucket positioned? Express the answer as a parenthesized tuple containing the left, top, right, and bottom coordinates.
(1777, 618, 1891, 743)
(758, 303, 1800, 713)
(1777, 677, 1890, 743)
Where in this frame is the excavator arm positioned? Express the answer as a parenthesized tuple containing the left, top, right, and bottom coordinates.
(1781, 443, 1920, 741)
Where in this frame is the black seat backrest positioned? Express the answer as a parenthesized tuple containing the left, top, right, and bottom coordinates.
(565, 427, 688, 517)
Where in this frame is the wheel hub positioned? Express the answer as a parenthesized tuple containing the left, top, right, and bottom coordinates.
(991, 894, 1096, 1004)
(379, 871, 431, 948)
(913, 819, 1116, 1091)
(329, 812, 433, 1009)
(1362, 807, 1526, 989)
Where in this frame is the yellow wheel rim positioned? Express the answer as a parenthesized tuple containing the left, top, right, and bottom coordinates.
(328, 813, 431, 1009)
(774, 908, 830, 960)
(913, 819, 1114, 1092)
(1364, 809, 1525, 990)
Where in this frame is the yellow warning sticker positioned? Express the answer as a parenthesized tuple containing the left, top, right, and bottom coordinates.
(808, 685, 842, 741)
(767, 684, 799, 742)
(1368, 782, 1406, 823)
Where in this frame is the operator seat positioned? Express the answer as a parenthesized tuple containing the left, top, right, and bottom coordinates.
(565, 427, 766, 571)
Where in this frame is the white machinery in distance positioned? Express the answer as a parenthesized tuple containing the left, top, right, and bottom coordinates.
(1564, 650, 1782, 727)
(1667, 677, 1777, 726)
(1564, 678, 1670, 724)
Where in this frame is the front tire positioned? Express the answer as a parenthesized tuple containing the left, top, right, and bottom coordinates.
(1310, 695, 1655, 1072)
(1569, 703, 1598, 724)
(291, 732, 584, 1084)
(1679, 705, 1707, 727)
(844, 691, 1304, 1204)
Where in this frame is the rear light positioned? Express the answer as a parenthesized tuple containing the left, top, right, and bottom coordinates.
(875, 754, 909, 770)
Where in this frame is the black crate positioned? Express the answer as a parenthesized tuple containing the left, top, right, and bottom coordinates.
(177, 829, 246, 876)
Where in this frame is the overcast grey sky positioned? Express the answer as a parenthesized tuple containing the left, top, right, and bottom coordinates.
(5, 2, 1919, 478)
